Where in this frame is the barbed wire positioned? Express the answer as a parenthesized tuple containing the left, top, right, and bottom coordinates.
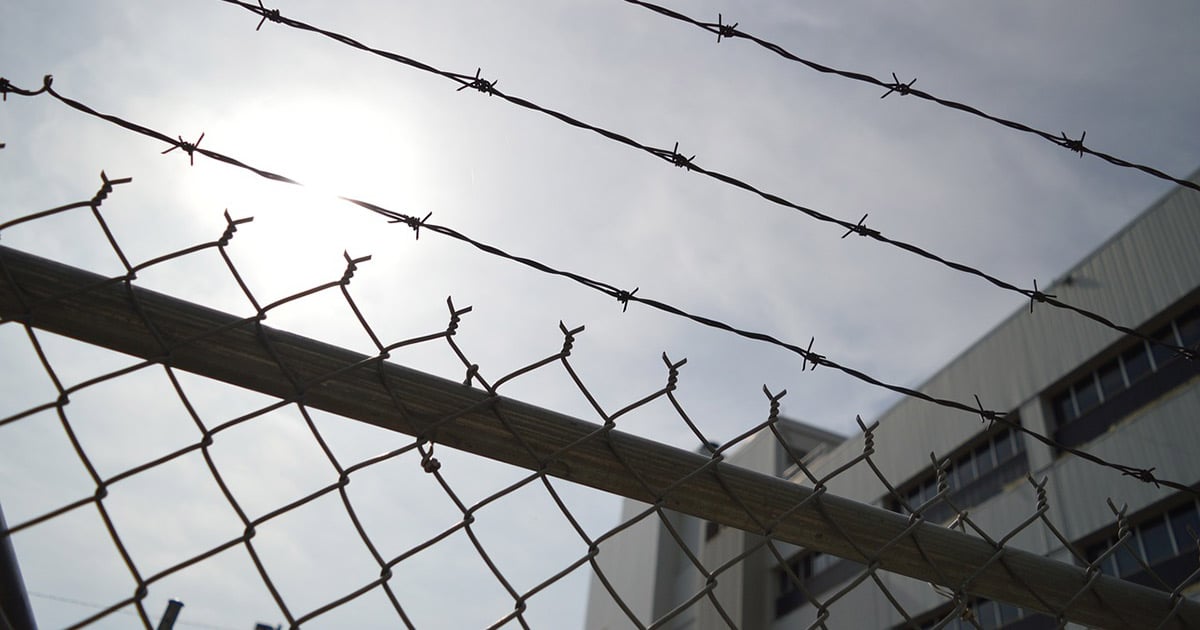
(0, 80, 1192, 498)
(616, 0, 1200, 195)
(194, 1, 1193, 365)
(2, 6, 1198, 627)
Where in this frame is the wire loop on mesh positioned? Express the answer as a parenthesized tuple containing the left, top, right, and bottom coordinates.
(89, 171, 133, 208)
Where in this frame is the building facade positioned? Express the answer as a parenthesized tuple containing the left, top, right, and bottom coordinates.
(584, 173, 1200, 629)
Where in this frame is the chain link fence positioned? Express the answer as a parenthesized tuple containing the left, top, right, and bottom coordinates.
(3, 4, 1200, 627)
(2, 174, 1199, 629)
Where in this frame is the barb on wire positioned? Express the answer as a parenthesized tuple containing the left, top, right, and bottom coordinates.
(880, 72, 917, 99)
(1028, 279, 1056, 313)
(653, 142, 695, 170)
(160, 132, 205, 166)
(973, 394, 998, 431)
(397, 210, 432, 239)
(4, 77, 1193, 495)
(1121, 466, 1161, 488)
(615, 0, 1200, 193)
(455, 67, 497, 95)
(1057, 131, 1087, 157)
(841, 213, 880, 239)
(254, 0, 280, 31)
(714, 13, 738, 43)
(801, 337, 823, 371)
(615, 287, 638, 312)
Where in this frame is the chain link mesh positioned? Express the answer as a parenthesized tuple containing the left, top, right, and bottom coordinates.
(2, 176, 1198, 629)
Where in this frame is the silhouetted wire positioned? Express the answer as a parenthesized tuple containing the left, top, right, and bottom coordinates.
(617, 0, 1200, 194)
(1, 76, 1191, 495)
(201, 0, 1199, 365)
(27, 592, 244, 630)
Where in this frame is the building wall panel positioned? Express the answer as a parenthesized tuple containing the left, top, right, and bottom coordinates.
(812, 182, 1200, 510)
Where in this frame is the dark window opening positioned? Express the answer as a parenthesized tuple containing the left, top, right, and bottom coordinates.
(889, 423, 1027, 524)
(1073, 376, 1100, 415)
(776, 442, 808, 478)
(1122, 343, 1153, 385)
(1097, 359, 1124, 399)
(1149, 324, 1178, 369)
(1084, 498, 1200, 592)
(1051, 392, 1076, 424)
(1178, 306, 1200, 349)
(1169, 503, 1200, 555)
(775, 551, 863, 618)
(1049, 304, 1200, 450)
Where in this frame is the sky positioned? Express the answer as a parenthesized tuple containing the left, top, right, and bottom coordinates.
(2, 1, 1200, 628)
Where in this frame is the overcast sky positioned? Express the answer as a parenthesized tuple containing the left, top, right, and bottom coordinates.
(3, 1, 1200, 628)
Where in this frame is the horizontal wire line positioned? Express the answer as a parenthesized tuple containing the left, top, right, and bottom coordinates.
(2, 78, 1192, 494)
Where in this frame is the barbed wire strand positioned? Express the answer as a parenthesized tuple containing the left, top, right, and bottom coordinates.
(1, 11, 1196, 370)
(616, 0, 1200, 194)
(198, 1, 1198, 364)
(0, 88, 1192, 498)
(28, 93, 1200, 501)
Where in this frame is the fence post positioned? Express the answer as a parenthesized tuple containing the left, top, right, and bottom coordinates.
(0, 501, 37, 630)
(155, 600, 184, 630)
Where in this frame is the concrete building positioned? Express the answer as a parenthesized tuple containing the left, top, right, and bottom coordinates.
(584, 172, 1200, 630)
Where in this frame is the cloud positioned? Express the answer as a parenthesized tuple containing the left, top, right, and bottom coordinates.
(3, 1, 1199, 628)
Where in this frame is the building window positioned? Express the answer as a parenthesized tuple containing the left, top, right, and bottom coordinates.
(1049, 305, 1200, 450)
(1179, 305, 1200, 348)
(1083, 497, 1200, 591)
(775, 551, 862, 618)
(889, 424, 1028, 525)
